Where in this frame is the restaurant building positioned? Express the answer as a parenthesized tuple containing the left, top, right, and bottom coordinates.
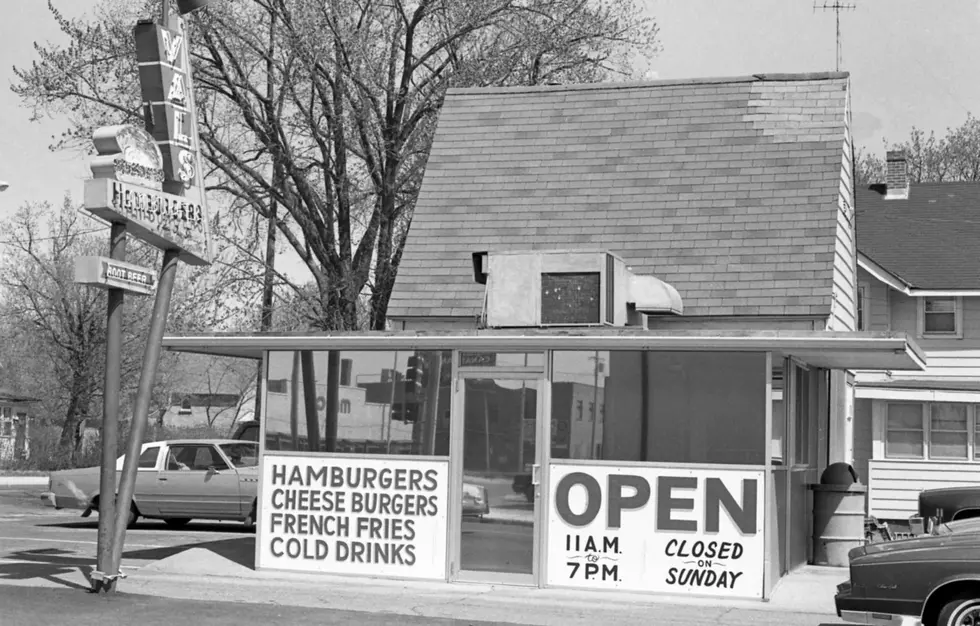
(162, 72, 926, 601)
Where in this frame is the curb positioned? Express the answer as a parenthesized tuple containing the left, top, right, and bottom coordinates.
(125, 567, 837, 617)
(0, 477, 48, 487)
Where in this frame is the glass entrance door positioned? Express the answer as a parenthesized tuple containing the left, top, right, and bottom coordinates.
(451, 374, 545, 584)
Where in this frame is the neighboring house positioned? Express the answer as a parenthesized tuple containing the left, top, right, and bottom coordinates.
(0, 388, 39, 462)
(159, 353, 257, 432)
(852, 150, 980, 521)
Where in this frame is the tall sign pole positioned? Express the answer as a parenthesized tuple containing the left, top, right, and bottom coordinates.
(90, 0, 211, 590)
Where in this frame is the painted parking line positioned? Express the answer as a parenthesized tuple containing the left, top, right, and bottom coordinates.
(0, 536, 165, 549)
(0, 558, 142, 570)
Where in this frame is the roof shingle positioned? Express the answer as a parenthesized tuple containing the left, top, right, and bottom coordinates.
(390, 73, 851, 319)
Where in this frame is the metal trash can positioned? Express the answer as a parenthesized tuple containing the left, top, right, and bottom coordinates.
(809, 462, 868, 567)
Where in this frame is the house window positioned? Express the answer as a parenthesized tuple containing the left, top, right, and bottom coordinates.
(920, 297, 960, 336)
(340, 399, 351, 414)
(0, 407, 11, 437)
(930, 403, 968, 460)
(885, 402, 925, 458)
(588, 402, 595, 422)
(576, 400, 583, 421)
(856, 284, 869, 330)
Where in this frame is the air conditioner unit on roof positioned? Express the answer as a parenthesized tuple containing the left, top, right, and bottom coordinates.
(472, 249, 682, 328)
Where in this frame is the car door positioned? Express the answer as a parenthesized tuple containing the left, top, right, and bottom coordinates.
(155, 443, 243, 519)
(131, 444, 164, 517)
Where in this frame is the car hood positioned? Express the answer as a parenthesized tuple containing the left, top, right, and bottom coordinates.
(49, 465, 100, 479)
(851, 531, 980, 561)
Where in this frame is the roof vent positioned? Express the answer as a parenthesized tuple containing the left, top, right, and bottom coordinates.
(628, 274, 683, 315)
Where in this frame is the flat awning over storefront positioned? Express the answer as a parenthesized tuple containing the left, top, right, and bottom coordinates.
(162, 329, 926, 372)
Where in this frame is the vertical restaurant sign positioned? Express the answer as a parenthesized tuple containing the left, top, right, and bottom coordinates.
(257, 454, 449, 580)
(135, 19, 197, 190)
(546, 464, 765, 599)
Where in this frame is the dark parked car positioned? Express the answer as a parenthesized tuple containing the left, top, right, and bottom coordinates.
(835, 532, 980, 626)
(920, 486, 980, 523)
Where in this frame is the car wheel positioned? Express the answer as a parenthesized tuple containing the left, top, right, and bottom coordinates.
(126, 503, 140, 529)
(937, 595, 980, 626)
(243, 500, 257, 529)
(163, 518, 192, 528)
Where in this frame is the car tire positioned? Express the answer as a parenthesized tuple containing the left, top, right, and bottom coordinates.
(126, 503, 140, 529)
(163, 518, 192, 528)
(244, 500, 257, 529)
(937, 595, 980, 626)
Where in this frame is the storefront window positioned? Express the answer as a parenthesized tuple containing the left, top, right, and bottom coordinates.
(930, 403, 968, 460)
(885, 403, 924, 458)
(550, 351, 767, 465)
(264, 350, 452, 456)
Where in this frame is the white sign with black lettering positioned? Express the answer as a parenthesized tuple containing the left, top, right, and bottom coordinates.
(546, 464, 765, 599)
(257, 454, 448, 580)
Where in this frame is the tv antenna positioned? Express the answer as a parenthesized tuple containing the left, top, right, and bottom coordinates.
(814, 1, 856, 71)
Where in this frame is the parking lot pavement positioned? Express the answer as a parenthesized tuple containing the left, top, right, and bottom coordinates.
(0, 486, 256, 589)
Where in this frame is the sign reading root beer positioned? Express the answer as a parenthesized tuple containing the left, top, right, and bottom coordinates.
(546, 464, 765, 599)
(257, 454, 449, 580)
(74, 256, 157, 296)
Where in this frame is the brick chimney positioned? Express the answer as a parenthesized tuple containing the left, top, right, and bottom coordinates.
(885, 150, 909, 200)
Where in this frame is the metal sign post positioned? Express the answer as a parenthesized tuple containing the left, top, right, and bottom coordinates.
(96, 0, 211, 590)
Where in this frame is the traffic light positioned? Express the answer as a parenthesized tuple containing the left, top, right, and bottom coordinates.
(391, 403, 405, 422)
(404, 403, 420, 423)
(404, 355, 427, 398)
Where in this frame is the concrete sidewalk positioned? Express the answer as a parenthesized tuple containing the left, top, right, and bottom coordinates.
(108, 547, 846, 626)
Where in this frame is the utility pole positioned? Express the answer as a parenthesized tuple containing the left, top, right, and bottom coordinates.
(814, 1, 856, 72)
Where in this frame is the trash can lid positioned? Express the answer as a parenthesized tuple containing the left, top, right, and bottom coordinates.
(809, 483, 867, 493)
(820, 462, 860, 486)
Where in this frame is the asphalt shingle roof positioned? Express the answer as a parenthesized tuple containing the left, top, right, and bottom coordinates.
(856, 183, 980, 289)
(389, 72, 851, 319)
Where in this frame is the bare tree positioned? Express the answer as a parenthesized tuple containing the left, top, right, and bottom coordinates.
(856, 113, 980, 184)
(13, 0, 659, 330)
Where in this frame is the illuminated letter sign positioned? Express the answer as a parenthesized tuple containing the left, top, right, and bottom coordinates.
(84, 178, 210, 266)
(134, 20, 198, 189)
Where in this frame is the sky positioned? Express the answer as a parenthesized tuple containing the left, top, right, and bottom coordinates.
(1, 0, 979, 271)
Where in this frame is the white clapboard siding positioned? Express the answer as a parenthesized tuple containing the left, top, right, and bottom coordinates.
(869, 459, 980, 519)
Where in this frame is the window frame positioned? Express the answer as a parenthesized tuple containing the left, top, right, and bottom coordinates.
(884, 401, 926, 459)
(882, 401, 979, 461)
(856, 282, 870, 331)
(928, 403, 970, 461)
(917, 296, 963, 339)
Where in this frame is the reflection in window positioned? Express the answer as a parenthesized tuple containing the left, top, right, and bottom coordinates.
(264, 351, 452, 457)
(551, 351, 766, 465)
(771, 366, 785, 466)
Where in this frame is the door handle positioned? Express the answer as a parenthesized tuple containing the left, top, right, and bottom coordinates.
(531, 464, 541, 486)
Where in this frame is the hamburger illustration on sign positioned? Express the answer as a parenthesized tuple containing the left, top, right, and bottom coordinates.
(89, 125, 166, 191)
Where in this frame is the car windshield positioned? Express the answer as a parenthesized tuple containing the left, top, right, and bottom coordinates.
(219, 443, 259, 468)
